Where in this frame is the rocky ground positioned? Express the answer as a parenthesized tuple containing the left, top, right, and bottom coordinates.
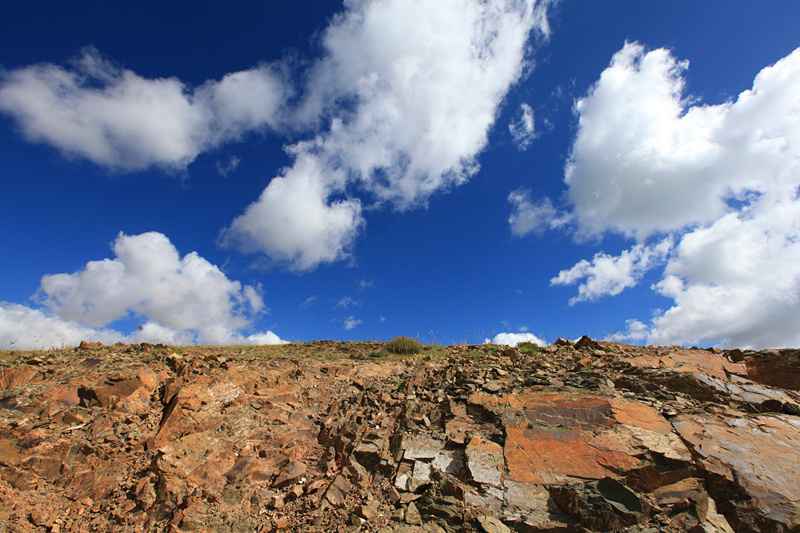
(1, 337, 799, 533)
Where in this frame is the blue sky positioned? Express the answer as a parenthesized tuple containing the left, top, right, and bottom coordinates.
(1, 1, 799, 349)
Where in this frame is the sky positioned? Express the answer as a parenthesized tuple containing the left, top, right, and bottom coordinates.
(1, 1, 799, 350)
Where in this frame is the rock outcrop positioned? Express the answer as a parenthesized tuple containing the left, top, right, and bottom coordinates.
(0, 340, 798, 532)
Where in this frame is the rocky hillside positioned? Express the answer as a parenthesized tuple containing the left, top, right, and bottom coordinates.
(1, 338, 799, 533)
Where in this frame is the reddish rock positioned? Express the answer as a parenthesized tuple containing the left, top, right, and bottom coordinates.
(742, 349, 800, 390)
(673, 413, 800, 532)
(0, 364, 40, 388)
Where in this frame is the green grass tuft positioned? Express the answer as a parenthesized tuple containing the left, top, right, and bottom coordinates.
(517, 341, 540, 357)
(386, 336, 422, 355)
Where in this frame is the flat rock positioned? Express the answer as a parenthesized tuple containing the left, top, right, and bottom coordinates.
(673, 413, 800, 532)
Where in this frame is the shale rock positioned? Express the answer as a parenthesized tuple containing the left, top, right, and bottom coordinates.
(0, 338, 798, 532)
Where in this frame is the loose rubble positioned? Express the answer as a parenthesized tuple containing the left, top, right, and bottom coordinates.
(1, 338, 799, 532)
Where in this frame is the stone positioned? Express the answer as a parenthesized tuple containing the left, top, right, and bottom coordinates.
(466, 435, 503, 487)
(477, 515, 512, 533)
(673, 413, 800, 532)
(742, 349, 800, 390)
(1, 340, 798, 533)
(574, 335, 600, 351)
(405, 502, 422, 525)
(0, 364, 40, 388)
(273, 460, 306, 488)
(552, 477, 649, 532)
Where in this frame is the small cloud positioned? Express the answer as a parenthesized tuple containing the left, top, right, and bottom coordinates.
(508, 189, 571, 237)
(358, 279, 375, 292)
(509, 102, 536, 150)
(344, 316, 362, 330)
(515, 289, 523, 295)
(379, 315, 386, 323)
(300, 295, 318, 309)
(518, 326, 528, 332)
(216, 155, 241, 177)
(334, 296, 361, 309)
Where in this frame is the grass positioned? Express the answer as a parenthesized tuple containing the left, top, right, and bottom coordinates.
(386, 336, 423, 355)
(517, 341, 540, 357)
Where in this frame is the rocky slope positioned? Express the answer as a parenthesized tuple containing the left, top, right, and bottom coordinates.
(1, 338, 799, 533)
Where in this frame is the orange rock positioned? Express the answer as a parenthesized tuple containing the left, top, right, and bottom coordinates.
(0, 364, 40, 388)
(505, 425, 639, 484)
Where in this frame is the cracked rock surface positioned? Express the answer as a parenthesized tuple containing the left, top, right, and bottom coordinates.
(1, 338, 799, 532)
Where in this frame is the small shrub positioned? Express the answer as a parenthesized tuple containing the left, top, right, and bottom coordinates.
(386, 336, 422, 355)
(367, 351, 390, 359)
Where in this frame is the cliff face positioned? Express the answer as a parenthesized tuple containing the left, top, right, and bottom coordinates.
(1, 339, 799, 533)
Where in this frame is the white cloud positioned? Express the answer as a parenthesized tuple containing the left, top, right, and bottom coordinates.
(218, 150, 365, 271)
(0, 303, 124, 350)
(508, 188, 570, 236)
(0, 47, 288, 171)
(1, 2, 553, 272)
(551, 239, 672, 305)
(300, 295, 318, 309)
(222, 0, 552, 270)
(358, 279, 375, 292)
(485, 332, 546, 346)
(335, 295, 361, 309)
(344, 316, 362, 330)
(509, 102, 536, 149)
(565, 42, 800, 240)
(557, 43, 800, 348)
(606, 319, 648, 343)
(0, 232, 285, 349)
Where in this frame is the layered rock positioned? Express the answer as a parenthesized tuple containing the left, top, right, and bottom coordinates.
(0, 340, 798, 532)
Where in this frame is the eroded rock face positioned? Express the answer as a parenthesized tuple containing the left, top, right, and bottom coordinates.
(0, 339, 798, 532)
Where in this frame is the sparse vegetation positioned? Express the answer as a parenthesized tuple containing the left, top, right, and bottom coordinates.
(518, 341, 540, 357)
(386, 336, 422, 355)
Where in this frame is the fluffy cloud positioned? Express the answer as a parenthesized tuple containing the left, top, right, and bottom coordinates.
(218, 150, 364, 270)
(0, 232, 286, 349)
(0, 1, 552, 272)
(485, 332, 546, 346)
(0, 303, 124, 350)
(0, 47, 288, 171)
(565, 42, 800, 240)
(551, 239, 672, 305)
(222, 0, 552, 270)
(509, 102, 536, 149)
(556, 43, 800, 348)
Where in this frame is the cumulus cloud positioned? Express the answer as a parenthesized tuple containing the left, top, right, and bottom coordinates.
(565, 42, 800, 240)
(1, 2, 553, 272)
(0, 232, 286, 349)
(222, 0, 552, 270)
(218, 150, 365, 270)
(551, 239, 672, 305)
(0, 47, 288, 171)
(557, 43, 800, 348)
(509, 102, 536, 149)
(508, 188, 570, 236)
(0, 303, 124, 350)
(485, 332, 546, 346)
